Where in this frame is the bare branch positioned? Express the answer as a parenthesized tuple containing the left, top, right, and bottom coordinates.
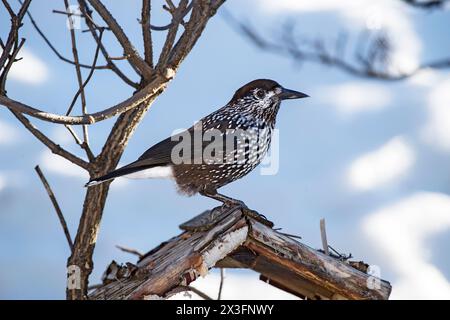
(0, 1, 92, 166)
(2, 0, 15, 17)
(106, 55, 129, 61)
(0, 1, 220, 126)
(65, 125, 95, 162)
(179, 286, 214, 300)
(10, 111, 90, 169)
(115, 245, 143, 258)
(0, 37, 25, 94)
(63, 0, 92, 159)
(62, 24, 104, 162)
(19, 1, 110, 70)
(65, 125, 83, 146)
(87, 0, 153, 79)
(141, 0, 153, 67)
(224, 11, 450, 81)
(165, 0, 216, 68)
(157, 0, 188, 67)
(52, 9, 84, 17)
(34, 165, 74, 252)
(0, 74, 171, 124)
(217, 268, 224, 300)
(145, 1, 194, 31)
(401, 0, 449, 8)
(0, 0, 31, 71)
(77, 0, 139, 88)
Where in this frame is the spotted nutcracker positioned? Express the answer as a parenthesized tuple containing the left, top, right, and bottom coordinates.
(87, 79, 308, 224)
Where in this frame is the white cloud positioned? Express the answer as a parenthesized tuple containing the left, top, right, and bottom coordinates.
(5, 48, 48, 85)
(257, 0, 421, 75)
(169, 271, 298, 300)
(0, 119, 19, 145)
(363, 192, 450, 299)
(421, 77, 450, 152)
(50, 126, 79, 145)
(347, 136, 414, 191)
(407, 69, 442, 88)
(38, 149, 129, 189)
(320, 82, 391, 116)
(39, 149, 88, 180)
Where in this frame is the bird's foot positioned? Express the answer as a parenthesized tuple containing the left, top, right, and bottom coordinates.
(221, 200, 274, 228)
(241, 207, 274, 228)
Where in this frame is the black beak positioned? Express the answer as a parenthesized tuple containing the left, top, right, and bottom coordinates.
(278, 87, 309, 100)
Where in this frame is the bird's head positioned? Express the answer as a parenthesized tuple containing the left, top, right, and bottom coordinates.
(229, 79, 309, 114)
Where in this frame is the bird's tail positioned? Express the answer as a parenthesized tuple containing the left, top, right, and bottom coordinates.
(85, 163, 152, 187)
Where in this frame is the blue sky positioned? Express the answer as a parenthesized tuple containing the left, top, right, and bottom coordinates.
(1, 0, 450, 299)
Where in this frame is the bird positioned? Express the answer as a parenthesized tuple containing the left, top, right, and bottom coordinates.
(86, 79, 308, 224)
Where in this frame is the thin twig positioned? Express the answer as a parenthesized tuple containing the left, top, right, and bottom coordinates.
(0, 0, 31, 72)
(64, 27, 105, 161)
(141, 0, 153, 67)
(157, 0, 188, 67)
(65, 125, 95, 162)
(0, 75, 169, 124)
(87, 0, 153, 79)
(77, 0, 139, 88)
(0, 38, 25, 94)
(52, 9, 84, 17)
(63, 0, 91, 155)
(34, 165, 74, 252)
(402, 0, 449, 9)
(2, 0, 15, 17)
(142, 1, 194, 31)
(278, 231, 302, 240)
(223, 10, 450, 81)
(65, 125, 83, 145)
(217, 268, 224, 300)
(10, 111, 90, 169)
(115, 245, 143, 258)
(107, 55, 129, 61)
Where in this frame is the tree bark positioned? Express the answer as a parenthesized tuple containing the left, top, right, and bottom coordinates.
(66, 97, 156, 299)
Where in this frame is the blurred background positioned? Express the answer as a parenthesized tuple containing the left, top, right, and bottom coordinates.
(1, 0, 450, 299)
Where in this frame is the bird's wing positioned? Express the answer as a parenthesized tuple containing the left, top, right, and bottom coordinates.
(125, 127, 203, 169)
(135, 136, 181, 166)
(127, 120, 239, 169)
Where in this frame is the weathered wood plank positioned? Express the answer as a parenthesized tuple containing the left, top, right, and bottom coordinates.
(90, 208, 247, 300)
(247, 220, 392, 300)
(90, 207, 392, 300)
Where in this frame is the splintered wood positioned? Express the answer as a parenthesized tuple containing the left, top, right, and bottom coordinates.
(89, 206, 391, 300)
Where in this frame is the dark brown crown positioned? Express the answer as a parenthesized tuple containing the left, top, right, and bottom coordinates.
(230, 79, 280, 103)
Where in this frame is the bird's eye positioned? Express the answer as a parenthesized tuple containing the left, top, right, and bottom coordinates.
(254, 90, 265, 100)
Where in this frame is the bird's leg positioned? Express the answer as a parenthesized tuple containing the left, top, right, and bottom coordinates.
(199, 188, 274, 227)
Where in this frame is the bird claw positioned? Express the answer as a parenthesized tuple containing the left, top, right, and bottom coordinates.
(242, 207, 274, 228)
(222, 199, 247, 210)
(221, 201, 274, 228)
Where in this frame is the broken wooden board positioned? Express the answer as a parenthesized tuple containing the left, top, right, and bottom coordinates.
(89, 206, 391, 300)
